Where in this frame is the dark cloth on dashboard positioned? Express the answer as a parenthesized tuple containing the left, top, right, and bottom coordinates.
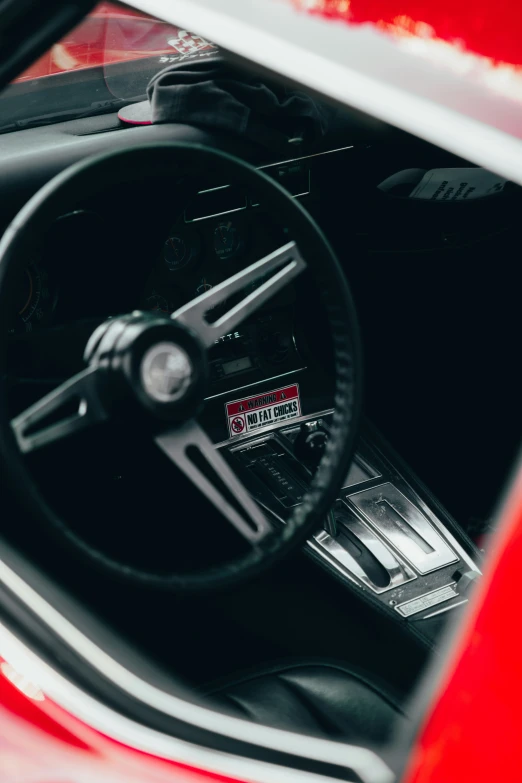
(146, 56, 336, 154)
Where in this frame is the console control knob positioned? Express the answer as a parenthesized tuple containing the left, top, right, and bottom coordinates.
(453, 569, 481, 596)
(260, 331, 291, 363)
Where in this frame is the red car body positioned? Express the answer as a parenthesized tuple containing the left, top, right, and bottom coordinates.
(297, 0, 522, 68)
(2, 2, 521, 783)
(0, 667, 238, 783)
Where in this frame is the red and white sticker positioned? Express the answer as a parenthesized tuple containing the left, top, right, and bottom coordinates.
(226, 384, 301, 438)
(167, 30, 215, 56)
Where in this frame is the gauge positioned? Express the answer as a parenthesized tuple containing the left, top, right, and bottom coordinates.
(164, 236, 188, 271)
(144, 287, 183, 315)
(163, 230, 201, 272)
(196, 280, 213, 297)
(213, 220, 245, 261)
(9, 261, 54, 334)
(145, 292, 170, 314)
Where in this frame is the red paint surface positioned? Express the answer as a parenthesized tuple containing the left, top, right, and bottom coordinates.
(0, 655, 243, 783)
(403, 459, 522, 783)
(291, 0, 522, 68)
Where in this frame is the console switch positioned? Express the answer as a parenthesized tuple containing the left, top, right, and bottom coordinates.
(453, 569, 481, 596)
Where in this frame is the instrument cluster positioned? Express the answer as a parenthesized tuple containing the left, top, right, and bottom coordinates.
(139, 209, 277, 316)
(139, 208, 304, 390)
(5, 193, 306, 394)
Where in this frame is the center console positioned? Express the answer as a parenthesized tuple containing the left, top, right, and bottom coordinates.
(218, 411, 481, 643)
(195, 142, 483, 643)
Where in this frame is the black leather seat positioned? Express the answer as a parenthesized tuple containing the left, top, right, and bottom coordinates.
(205, 661, 407, 747)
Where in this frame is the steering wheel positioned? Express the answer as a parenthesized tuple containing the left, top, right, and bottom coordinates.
(0, 143, 362, 591)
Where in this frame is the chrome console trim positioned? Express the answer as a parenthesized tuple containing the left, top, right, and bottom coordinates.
(394, 583, 458, 618)
(338, 510, 417, 589)
(348, 484, 458, 574)
(314, 514, 416, 594)
(400, 485, 480, 578)
(219, 408, 480, 620)
(420, 599, 469, 620)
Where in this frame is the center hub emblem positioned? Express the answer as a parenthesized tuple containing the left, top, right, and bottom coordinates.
(140, 342, 193, 403)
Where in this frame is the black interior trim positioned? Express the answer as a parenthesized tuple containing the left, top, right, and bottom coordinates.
(204, 658, 407, 714)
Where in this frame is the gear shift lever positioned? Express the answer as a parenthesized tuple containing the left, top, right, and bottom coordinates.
(293, 419, 329, 466)
(294, 420, 338, 537)
(324, 508, 338, 538)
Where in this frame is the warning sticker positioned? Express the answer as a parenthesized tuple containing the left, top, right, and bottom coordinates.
(226, 384, 301, 438)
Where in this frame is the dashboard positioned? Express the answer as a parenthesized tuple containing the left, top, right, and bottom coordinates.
(0, 100, 520, 574)
(6, 208, 306, 401)
(2, 119, 519, 528)
(6, 145, 355, 420)
(138, 203, 303, 392)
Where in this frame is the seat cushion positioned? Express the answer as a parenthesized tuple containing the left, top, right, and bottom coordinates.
(205, 660, 407, 746)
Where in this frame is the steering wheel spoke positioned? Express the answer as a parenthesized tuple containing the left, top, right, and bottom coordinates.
(11, 366, 108, 454)
(172, 241, 306, 347)
(155, 421, 274, 545)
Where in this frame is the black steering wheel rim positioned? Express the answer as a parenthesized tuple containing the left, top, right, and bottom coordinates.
(0, 142, 363, 591)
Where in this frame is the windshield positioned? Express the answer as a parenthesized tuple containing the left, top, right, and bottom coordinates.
(0, 2, 214, 134)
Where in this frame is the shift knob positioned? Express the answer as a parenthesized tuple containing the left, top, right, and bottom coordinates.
(293, 420, 328, 468)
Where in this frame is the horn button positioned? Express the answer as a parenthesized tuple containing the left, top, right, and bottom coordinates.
(85, 312, 208, 422)
(140, 342, 193, 403)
